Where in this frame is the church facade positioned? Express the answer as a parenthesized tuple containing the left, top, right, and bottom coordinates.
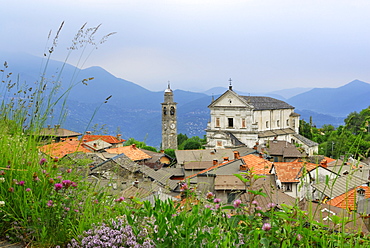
(205, 85, 318, 155)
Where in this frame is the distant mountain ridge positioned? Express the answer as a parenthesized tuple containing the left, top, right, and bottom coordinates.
(1, 52, 368, 146)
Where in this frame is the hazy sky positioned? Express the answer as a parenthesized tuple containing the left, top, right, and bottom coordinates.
(2, 0, 370, 93)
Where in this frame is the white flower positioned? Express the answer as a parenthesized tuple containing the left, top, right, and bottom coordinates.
(0, 201, 5, 207)
(0, 178, 4, 183)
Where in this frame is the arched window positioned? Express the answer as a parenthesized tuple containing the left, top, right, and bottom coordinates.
(266, 121, 269, 128)
(163, 107, 167, 115)
(170, 106, 175, 115)
(277, 120, 280, 127)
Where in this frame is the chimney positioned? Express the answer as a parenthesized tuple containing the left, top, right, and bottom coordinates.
(259, 153, 263, 158)
(86, 131, 91, 134)
(223, 157, 229, 162)
(320, 159, 328, 168)
(213, 159, 218, 166)
(234, 151, 240, 160)
(117, 134, 122, 140)
(93, 143, 97, 148)
(240, 164, 247, 171)
(357, 187, 365, 205)
(133, 179, 139, 188)
(132, 144, 136, 149)
(160, 150, 164, 153)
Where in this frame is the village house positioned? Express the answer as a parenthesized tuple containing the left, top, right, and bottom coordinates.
(38, 125, 81, 143)
(204, 84, 318, 155)
(257, 139, 307, 162)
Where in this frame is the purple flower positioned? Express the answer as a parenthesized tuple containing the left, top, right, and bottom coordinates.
(115, 197, 125, 202)
(233, 199, 242, 208)
(8, 187, 14, 193)
(180, 183, 188, 192)
(214, 198, 221, 203)
(214, 204, 220, 210)
(0, 170, 5, 175)
(64, 207, 70, 211)
(18, 181, 25, 186)
(71, 181, 78, 188)
(33, 176, 40, 181)
(47, 200, 53, 207)
(54, 183, 63, 191)
(205, 204, 212, 209)
(25, 188, 31, 192)
(267, 202, 276, 209)
(252, 200, 258, 205)
(262, 223, 271, 231)
(39, 158, 47, 165)
(66, 168, 72, 173)
(256, 206, 262, 211)
(62, 180, 72, 188)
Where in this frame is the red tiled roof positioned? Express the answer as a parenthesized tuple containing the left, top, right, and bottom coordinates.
(241, 154, 272, 175)
(81, 135, 125, 144)
(39, 140, 90, 158)
(106, 145, 151, 161)
(273, 161, 318, 182)
(326, 186, 370, 211)
(185, 160, 230, 179)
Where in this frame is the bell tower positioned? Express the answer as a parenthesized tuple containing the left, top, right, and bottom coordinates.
(161, 83, 178, 150)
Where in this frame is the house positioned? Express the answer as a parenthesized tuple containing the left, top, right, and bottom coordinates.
(175, 148, 236, 178)
(325, 186, 370, 211)
(138, 148, 173, 170)
(81, 132, 125, 148)
(39, 140, 90, 159)
(204, 84, 318, 155)
(106, 144, 152, 162)
(37, 125, 82, 143)
(270, 160, 338, 199)
(83, 139, 112, 152)
(258, 139, 306, 162)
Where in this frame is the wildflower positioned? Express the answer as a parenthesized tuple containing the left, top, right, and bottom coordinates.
(71, 181, 78, 188)
(252, 200, 258, 205)
(66, 168, 72, 173)
(205, 204, 212, 209)
(233, 199, 242, 208)
(256, 206, 262, 211)
(49, 178, 55, 184)
(206, 192, 215, 199)
(64, 207, 70, 211)
(62, 180, 72, 188)
(54, 183, 63, 191)
(42, 170, 47, 174)
(74, 209, 79, 213)
(17, 181, 25, 186)
(93, 199, 99, 204)
(297, 234, 303, 241)
(0, 170, 5, 175)
(0, 201, 4, 207)
(8, 187, 14, 193)
(57, 176, 62, 180)
(39, 158, 47, 165)
(53, 157, 59, 162)
(256, 213, 261, 217)
(180, 183, 188, 192)
(262, 223, 271, 231)
(33, 176, 40, 182)
(214, 198, 221, 203)
(115, 197, 125, 202)
(47, 200, 53, 207)
(267, 202, 276, 209)
(0, 177, 5, 183)
(214, 204, 220, 210)
(25, 188, 31, 192)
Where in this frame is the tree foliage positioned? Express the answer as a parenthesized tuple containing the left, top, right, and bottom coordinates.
(300, 106, 370, 159)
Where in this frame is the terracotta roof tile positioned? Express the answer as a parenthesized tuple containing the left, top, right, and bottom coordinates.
(39, 140, 90, 158)
(273, 161, 318, 182)
(81, 134, 125, 144)
(106, 145, 152, 161)
(326, 186, 370, 211)
(241, 154, 272, 175)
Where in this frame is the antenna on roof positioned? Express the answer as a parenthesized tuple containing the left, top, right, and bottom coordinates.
(228, 78, 232, 90)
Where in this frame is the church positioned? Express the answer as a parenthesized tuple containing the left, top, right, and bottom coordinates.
(205, 84, 318, 155)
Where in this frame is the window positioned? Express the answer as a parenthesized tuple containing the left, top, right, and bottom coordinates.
(285, 183, 292, 192)
(228, 118, 234, 128)
(216, 117, 220, 127)
(241, 118, 246, 128)
(277, 120, 280, 127)
(170, 106, 175, 115)
(217, 141, 222, 147)
(292, 119, 296, 128)
(266, 121, 269, 128)
(286, 119, 289, 126)
(163, 107, 167, 115)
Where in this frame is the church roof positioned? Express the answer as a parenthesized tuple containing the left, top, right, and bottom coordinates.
(240, 96, 294, 110)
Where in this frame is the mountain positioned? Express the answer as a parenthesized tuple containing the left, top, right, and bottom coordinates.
(268, 87, 312, 99)
(287, 80, 370, 118)
(1, 52, 368, 146)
